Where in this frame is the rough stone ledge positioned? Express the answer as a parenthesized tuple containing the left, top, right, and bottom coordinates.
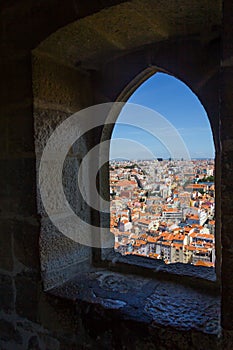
(101, 251, 219, 293)
(49, 269, 221, 337)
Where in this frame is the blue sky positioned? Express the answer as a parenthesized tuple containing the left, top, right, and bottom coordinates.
(110, 72, 215, 160)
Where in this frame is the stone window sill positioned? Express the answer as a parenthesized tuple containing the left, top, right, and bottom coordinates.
(48, 267, 221, 338)
(100, 251, 218, 291)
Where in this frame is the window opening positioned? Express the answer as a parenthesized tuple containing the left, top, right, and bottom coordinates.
(110, 72, 215, 267)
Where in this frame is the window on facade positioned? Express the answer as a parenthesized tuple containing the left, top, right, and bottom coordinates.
(110, 72, 215, 268)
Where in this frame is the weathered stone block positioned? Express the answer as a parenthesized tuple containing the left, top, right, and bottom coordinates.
(220, 67, 233, 121)
(223, 1, 233, 60)
(0, 319, 22, 344)
(0, 158, 37, 216)
(222, 330, 233, 350)
(0, 274, 14, 311)
(1, 56, 32, 106)
(0, 220, 13, 271)
(222, 139, 233, 153)
(0, 115, 7, 157)
(15, 271, 41, 322)
(7, 105, 35, 155)
(221, 249, 233, 330)
(34, 108, 69, 155)
(40, 217, 91, 289)
(220, 213, 233, 249)
(38, 292, 79, 333)
(13, 219, 40, 269)
(63, 156, 88, 215)
(32, 54, 92, 112)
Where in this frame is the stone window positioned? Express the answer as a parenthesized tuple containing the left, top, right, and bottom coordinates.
(4, 1, 233, 348)
(97, 70, 220, 284)
(31, 4, 222, 342)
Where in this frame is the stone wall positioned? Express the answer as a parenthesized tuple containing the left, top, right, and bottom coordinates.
(221, 0, 233, 334)
(32, 53, 94, 290)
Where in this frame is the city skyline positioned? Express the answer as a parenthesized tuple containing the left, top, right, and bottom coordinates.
(111, 72, 215, 160)
(110, 158, 215, 266)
